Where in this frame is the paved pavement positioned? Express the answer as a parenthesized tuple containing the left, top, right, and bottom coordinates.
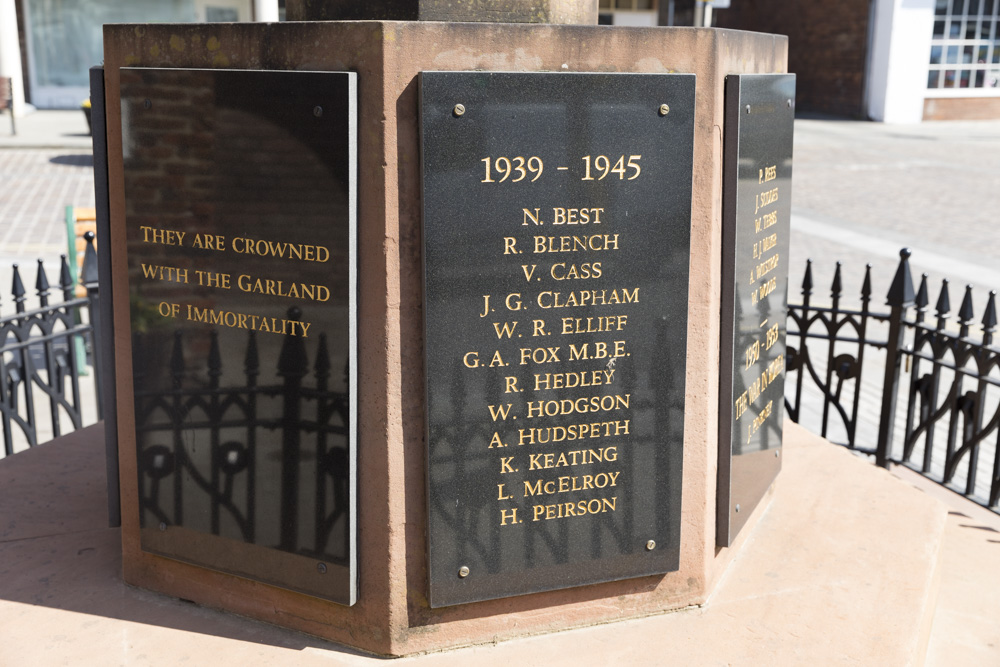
(789, 117, 1000, 315)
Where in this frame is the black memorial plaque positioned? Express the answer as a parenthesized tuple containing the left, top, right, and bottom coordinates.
(421, 72, 694, 606)
(120, 68, 358, 604)
(717, 74, 795, 546)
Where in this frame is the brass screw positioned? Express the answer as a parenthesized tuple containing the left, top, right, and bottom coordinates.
(453, 103, 466, 117)
(458, 566, 470, 578)
(658, 104, 670, 116)
(646, 540, 656, 551)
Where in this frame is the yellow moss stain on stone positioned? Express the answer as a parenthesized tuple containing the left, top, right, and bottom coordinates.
(169, 35, 185, 52)
(124, 55, 140, 66)
(212, 52, 230, 66)
(207, 36, 221, 51)
(149, 44, 160, 57)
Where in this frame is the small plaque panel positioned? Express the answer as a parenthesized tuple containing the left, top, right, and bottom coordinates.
(717, 74, 795, 547)
(120, 68, 357, 604)
(421, 72, 694, 607)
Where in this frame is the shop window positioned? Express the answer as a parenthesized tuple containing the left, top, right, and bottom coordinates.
(928, 0, 1000, 89)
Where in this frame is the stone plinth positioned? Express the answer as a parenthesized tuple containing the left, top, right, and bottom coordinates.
(102, 21, 788, 657)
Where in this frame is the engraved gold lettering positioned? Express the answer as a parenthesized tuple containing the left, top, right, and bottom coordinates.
(560, 315, 627, 334)
(488, 404, 513, 421)
(141, 263, 190, 284)
(494, 321, 518, 339)
(140, 226, 185, 246)
(183, 305, 310, 337)
(567, 340, 627, 361)
(230, 237, 329, 262)
(524, 394, 630, 418)
(500, 508, 519, 525)
(517, 419, 630, 445)
(533, 234, 619, 253)
(190, 233, 225, 250)
(536, 288, 637, 309)
(550, 262, 602, 281)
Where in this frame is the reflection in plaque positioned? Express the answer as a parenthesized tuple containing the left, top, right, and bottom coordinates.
(421, 72, 694, 606)
(717, 73, 795, 547)
(120, 68, 357, 604)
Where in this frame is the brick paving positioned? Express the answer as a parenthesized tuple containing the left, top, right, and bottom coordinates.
(0, 149, 94, 263)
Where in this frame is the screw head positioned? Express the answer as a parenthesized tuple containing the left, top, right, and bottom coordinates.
(787, 99, 793, 108)
(158, 522, 166, 531)
(646, 540, 656, 551)
(735, 504, 741, 513)
(317, 562, 327, 574)
(453, 103, 466, 117)
(313, 106, 323, 118)
(458, 566, 470, 578)
(745, 104, 751, 114)
(775, 449, 780, 457)
(658, 104, 670, 116)
(144, 99, 152, 110)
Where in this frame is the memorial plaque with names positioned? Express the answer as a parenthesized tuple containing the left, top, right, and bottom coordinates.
(717, 73, 795, 547)
(421, 72, 694, 607)
(120, 68, 358, 604)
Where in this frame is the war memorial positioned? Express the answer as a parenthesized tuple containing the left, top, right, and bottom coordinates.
(14, 0, 939, 660)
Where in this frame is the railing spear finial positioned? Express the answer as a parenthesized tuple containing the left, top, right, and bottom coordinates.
(861, 264, 873, 303)
(935, 278, 951, 325)
(958, 284, 975, 338)
(34, 259, 50, 308)
(11, 263, 26, 314)
(886, 248, 915, 308)
(982, 290, 997, 346)
(59, 254, 73, 300)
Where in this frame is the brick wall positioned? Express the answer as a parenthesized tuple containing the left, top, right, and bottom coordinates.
(924, 97, 1000, 120)
(714, 0, 873, 118)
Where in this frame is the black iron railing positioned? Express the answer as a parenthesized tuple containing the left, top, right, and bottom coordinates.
(1, 233, 102, 455)
(787, 249, 1000, 512)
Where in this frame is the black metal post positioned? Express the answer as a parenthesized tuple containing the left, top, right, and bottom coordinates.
(876, 249, 915, 468)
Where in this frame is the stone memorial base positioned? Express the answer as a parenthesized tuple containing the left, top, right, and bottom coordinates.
(103, 21, 788, 656)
